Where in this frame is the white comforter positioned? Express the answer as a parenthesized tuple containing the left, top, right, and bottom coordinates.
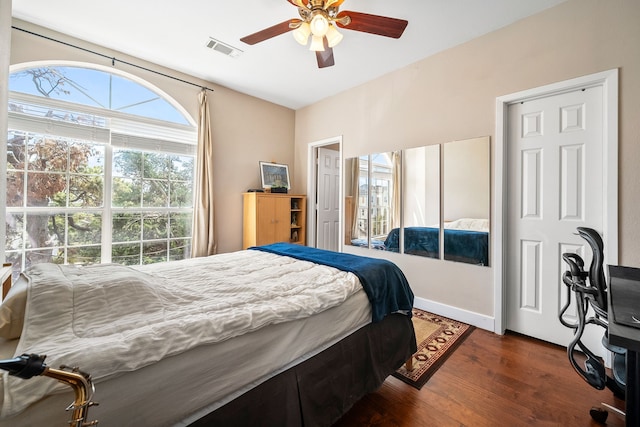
(2, 250, 361, 418)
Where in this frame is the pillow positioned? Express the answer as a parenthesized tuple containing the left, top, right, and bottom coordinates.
(0, 277, 28, 339)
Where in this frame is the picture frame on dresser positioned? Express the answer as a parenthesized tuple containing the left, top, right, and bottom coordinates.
(259, 161, 290, 190)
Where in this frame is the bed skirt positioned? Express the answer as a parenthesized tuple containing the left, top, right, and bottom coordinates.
(190, 313, 416, 427)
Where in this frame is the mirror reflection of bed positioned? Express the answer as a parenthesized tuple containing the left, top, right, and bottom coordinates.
(344, 136, 490, 266)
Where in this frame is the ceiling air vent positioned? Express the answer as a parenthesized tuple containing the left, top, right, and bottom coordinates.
(206, 38, 243, 58)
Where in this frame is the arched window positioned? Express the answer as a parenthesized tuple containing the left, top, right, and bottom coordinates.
(5, 64, 197, 275)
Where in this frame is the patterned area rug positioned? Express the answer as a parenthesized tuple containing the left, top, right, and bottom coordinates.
(392, 308, 474, 389)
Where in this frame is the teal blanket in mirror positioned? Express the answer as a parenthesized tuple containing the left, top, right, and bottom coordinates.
(442, 228, 489, 266)
(383, 227, 488, 266)
(250, 243, 414, 323)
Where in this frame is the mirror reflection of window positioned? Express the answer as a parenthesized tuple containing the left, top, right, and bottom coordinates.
(369, 152, 400, 250)
(344, 155, 370, 248)
(443, 136, 490, 266)
(401, 145, 440, 258)
(344, 157, 356, 246)
(344, 153, 400, 251)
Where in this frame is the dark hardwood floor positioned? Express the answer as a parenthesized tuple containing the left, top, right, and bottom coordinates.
(334, 329, 625, 427)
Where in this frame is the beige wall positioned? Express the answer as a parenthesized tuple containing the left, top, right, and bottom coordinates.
(7, 19, 295, 254)
(293, 0, 640, 321)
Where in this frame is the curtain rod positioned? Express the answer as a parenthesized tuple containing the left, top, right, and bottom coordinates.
(11, 26, 215, 93)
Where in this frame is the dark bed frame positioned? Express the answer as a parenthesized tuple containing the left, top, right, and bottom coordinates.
(190, 313, 416, 427)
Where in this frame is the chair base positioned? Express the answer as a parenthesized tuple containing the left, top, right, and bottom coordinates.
(590, 407, 608, 424)
(590, 402, 626, 424)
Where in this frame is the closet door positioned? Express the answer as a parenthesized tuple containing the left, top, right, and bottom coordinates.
(506, 86, 604, 350)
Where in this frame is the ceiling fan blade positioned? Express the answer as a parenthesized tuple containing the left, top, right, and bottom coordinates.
(240, 19, 301, 45)
(316, 38, 335, 68)
(336, 11, 408, 39)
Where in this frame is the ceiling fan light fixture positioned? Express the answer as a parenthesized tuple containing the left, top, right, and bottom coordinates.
(325, 24, 343, 48)
(293, 22, 311, 45)
(309, 35, 325, 51)
(310, 13, 329, 37)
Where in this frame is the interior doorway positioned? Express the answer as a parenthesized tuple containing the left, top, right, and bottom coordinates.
(306, 136, 343, 251)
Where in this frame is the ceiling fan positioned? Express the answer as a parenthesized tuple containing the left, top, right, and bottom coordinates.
(240, 0, 408, 69)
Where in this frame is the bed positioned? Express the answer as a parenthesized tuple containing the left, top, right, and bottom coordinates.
(0, 243, 416, 427)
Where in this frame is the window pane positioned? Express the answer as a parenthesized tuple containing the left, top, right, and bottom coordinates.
(112, 212, 141, 242)
(169, 239, 191, 261)
(170, 181, 192, 207)
(5, 213, 24, 251)
(25, 213, 65, 249)
(114, 150, 142, 178)
(67, 246, 101, 265)
(112, 243, 141, 265)
(6, 171, 24, 207)
(112, 177, 142, 207)
(72, 141, 104, 174)
(170, 155, 194, 181)
(28, 137, 68, 172)
(143, 213, 168, 240)
(143, 241, 167, 264)
(170, 213, 192, 238)
(142, 180, 169, 207)
(7, 130, 27, 169)
(110, 73, 189, 124)
(69, 174, 104, 207)
(26, 172, 67, 207)
(144, 153, 169, 179)
(68, 213, 102, 245)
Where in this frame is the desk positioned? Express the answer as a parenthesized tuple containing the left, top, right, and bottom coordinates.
(608, 265, 640, 427)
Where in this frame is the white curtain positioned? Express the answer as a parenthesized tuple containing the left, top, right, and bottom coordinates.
(191, 89, 217, 257)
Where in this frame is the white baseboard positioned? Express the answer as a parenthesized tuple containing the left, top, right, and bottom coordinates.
(413, 296, 496, 332)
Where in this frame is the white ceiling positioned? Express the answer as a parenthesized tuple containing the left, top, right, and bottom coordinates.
(11, 0, 566, 110)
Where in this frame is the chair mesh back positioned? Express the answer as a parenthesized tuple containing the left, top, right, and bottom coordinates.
(576, 227, 607, 314)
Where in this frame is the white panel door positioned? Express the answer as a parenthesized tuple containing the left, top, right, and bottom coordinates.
(506, 85, 605, 350)
(316, 147, 340, 251)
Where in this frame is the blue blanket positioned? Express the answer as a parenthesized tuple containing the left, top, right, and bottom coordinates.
(250, 243, 414, 323)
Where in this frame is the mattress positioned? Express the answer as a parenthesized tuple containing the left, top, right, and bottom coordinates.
(0, 288, 371, 427)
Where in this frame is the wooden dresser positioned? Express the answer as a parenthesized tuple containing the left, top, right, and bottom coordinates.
(243, 193, 306, 249)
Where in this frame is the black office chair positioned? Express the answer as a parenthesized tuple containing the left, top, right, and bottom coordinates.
(559, 227, 626, 423)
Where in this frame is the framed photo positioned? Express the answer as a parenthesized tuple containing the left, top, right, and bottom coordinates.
(259, 161, 291, 189)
